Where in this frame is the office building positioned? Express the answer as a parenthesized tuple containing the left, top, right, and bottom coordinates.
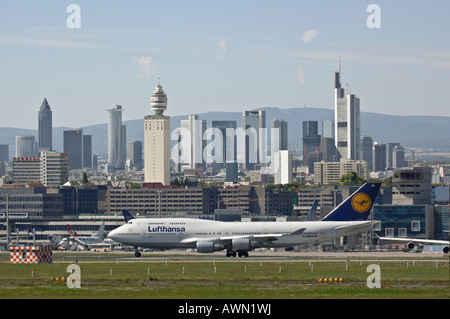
(83, 135, 92, 169)
(271, 119, 288, 151)
(273, 150, 293, 185)
(392, 145, 406, 168)
(16, 136, 36, 158)
(144, 82, 170, 185)
(334, 69, 360, 160)
(360, 136, 373, 170)
(0, 144, 8, 162)
(211, 120, 238, 182)
(180, 115, 206, 170)
(12, 157, 41, 184)
(319, 137, 338, 162)
(40, 151, 69, 187)
(392, 167, 432, 205)
(322, 120, 335, 140)
(303, 121, 321, 173)
(38, 98, 52, 151)
(63, 129, 83, 170)
(107, 105, 126, 170)
(242, 110, 266, 170)
(314, 159, 368, 185)
(373, 142, 386, 171)
(128, 141, 143, 171)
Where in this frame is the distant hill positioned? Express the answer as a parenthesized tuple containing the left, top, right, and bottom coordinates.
(2, 107, 449, 158)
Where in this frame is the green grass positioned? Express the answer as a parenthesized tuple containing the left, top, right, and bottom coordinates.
(0, 253, 448, 299)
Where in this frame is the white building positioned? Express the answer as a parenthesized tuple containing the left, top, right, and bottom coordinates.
(144, 83, 170, 186)
(273, 150, 293, 185)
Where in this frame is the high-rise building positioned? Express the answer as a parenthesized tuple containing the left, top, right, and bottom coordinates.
(242, 110, 266, 170)
(180, 115, 206, 170)
(271, 119, 288, 151)
(322, 120, 335, 140)
(273, 150, 293, 185)
(0, 144, 9, 162)
(334, 69, 360, 160)
(373, 142, 386, 171)
(303, 121, 321, 174)
(63, 129, 83, 170)
(144, 82, 170, 185)
(40, 151, 69, 187)
(16, 136, 36, 158)
(392, 145, 406, 169)
(38, 98, 52, 151)
(386, 142, 401, 169)
(129, 141, 143, 171)
(83, 135, 92, 169)
(211, 120, 238, 182)
(360, 136, 373, 170)
(107, 105, 126, 170)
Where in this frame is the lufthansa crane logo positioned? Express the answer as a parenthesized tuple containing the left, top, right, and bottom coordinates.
(351, 193, 372, 213)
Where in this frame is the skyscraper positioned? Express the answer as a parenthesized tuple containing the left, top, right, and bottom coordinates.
(107, 105, 126, 170)
(303, 121, 321, 173)
(180, 114, 206, 170)
(144, 82, 170, 185)
(212, 120, 238, 182)
(242, 110, 266, 170)
(334, 68, 360, 160)
(38, 98, 52, 151)
(63, 129, 83, 170)
(360, 135, 374, 170)
(271, 119, 288, 151)
(129, 141, 143, 171)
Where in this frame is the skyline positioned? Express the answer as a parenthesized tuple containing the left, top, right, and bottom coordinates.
(1, 1, 450, 129)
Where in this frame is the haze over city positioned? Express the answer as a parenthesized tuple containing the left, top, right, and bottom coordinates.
(1, 0, 449, 129)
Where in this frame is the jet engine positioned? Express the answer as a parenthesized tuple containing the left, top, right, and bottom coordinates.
(196, 241, 224, 253)
(407, 242, 415, 250)
(232, 238, 255, 251)
(443, 246, 449, 254)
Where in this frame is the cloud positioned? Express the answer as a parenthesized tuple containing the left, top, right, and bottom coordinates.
(218, 40, 227, 53)
(297, 69, 305, 86)
(135, 56, 152, 78)
(301, 29, 319, 45)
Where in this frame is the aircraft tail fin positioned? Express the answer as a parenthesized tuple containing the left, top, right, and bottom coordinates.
(67, 224, 78, 237)
(305, 200, 319, 221)
(94, 220, 105, 238)
(122, 209, 134, 222)
(321, 183, 381, 221)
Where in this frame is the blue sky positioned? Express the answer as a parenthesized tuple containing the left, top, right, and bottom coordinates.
(0, 0, 449, 129)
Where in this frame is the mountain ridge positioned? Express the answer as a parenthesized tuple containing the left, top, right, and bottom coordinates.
(2, 107, 449, 158)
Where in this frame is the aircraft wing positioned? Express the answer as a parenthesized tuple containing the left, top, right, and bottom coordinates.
(376, 236, 449, 245)
(333, 221, 378, 233)
(181, 228, 307, 245)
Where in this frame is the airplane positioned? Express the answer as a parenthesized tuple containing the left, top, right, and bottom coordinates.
(108, 183, 382, 257)
(376, 235, 449, 254)
(58, 221, 105, 250)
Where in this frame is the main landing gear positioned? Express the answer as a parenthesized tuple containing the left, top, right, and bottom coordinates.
(226, 250, 249, 258)
(134, 247, 141, 258)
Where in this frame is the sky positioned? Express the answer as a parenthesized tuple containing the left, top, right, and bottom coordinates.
(0, 0, 449, 129)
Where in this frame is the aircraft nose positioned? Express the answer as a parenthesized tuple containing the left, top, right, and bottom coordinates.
(108, 228, 119, 241)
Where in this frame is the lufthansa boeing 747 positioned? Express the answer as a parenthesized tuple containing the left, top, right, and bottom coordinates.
(108, 183, 381, 257)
